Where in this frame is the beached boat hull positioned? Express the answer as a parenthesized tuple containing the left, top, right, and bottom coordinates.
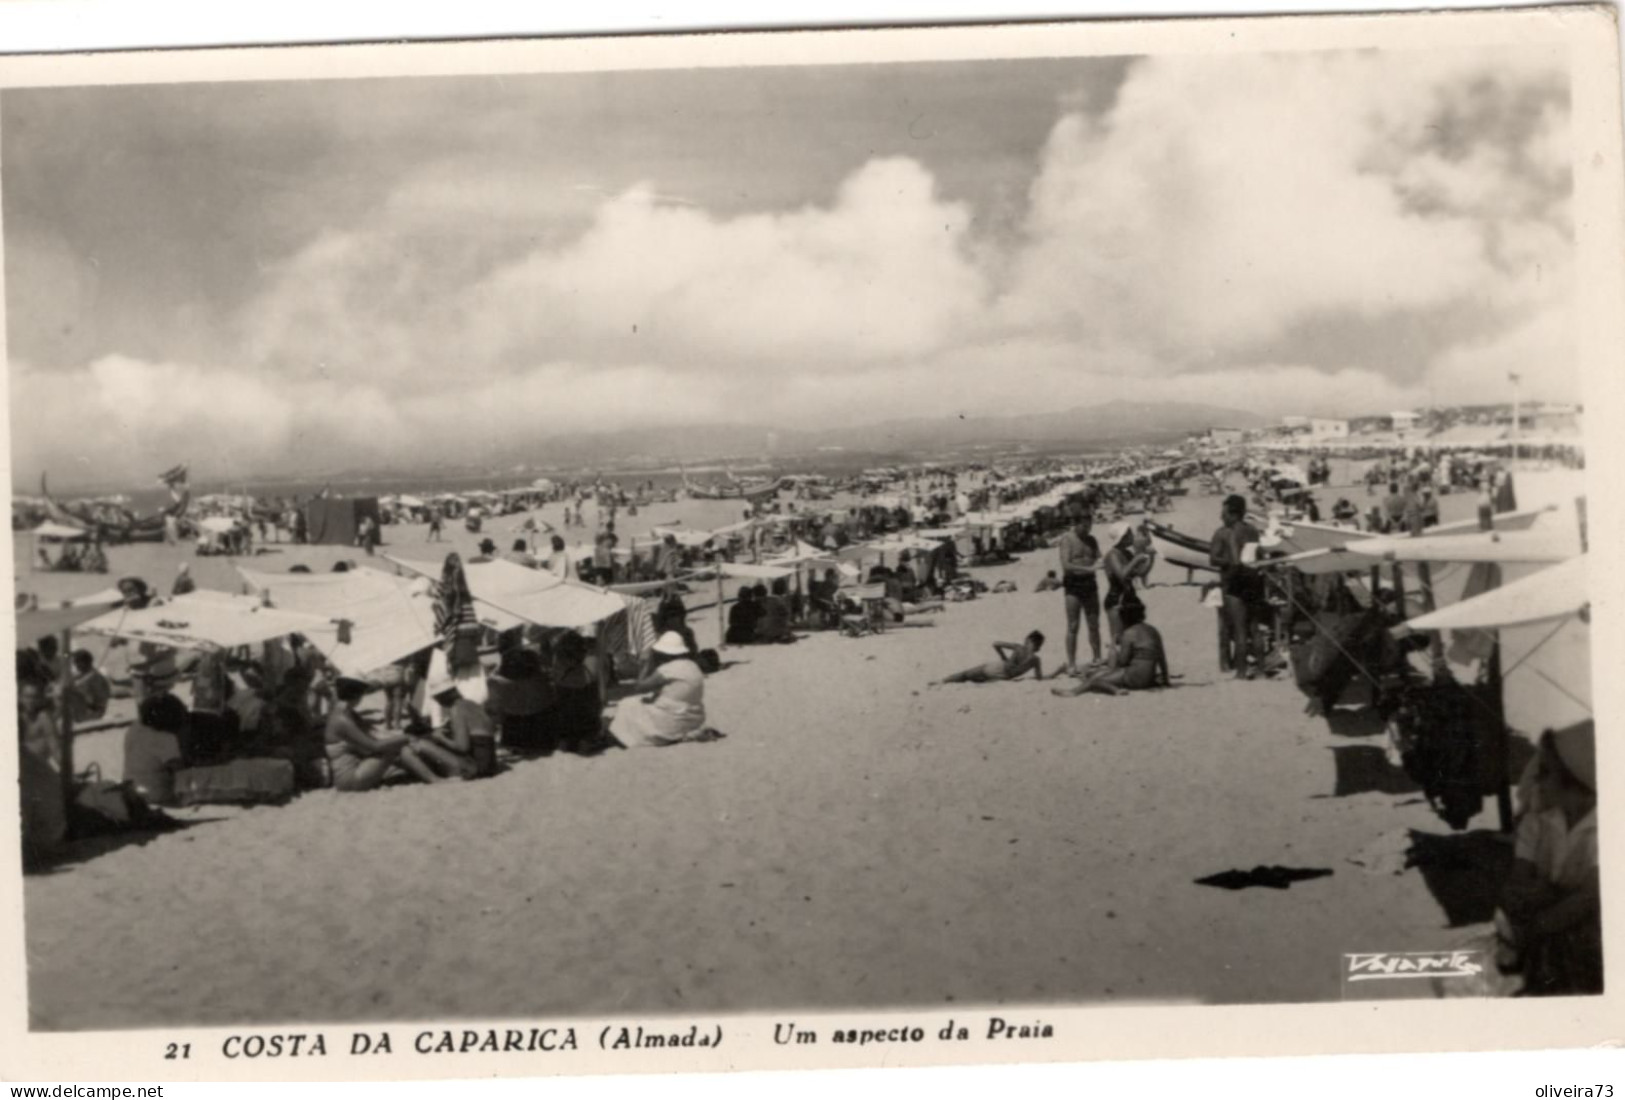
(1260, 519, 1371, 556)
(1144, 520, 1216, 576)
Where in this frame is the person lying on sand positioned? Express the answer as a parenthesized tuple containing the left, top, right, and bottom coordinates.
(932, 631, 1046, 685)
(1052, 602, 1169, 697)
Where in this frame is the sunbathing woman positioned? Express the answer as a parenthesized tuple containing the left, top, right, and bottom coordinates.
(1052, 602, 1169, 696)
(325, 676, 445, 790)
(1103, 523, 1155, 659)
(933, 631, 1046, 685)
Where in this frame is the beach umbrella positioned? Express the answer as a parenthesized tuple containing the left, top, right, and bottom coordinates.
(1396, 555, 1588, 634)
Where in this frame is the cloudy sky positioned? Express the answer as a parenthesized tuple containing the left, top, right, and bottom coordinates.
(4, 46, 1575, 484)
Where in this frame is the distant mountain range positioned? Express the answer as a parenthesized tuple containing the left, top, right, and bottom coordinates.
(516, 399, 1271, 464)
(35, 400, 1270, 495)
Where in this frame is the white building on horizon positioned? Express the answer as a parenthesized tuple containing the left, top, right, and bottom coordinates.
(1309, 417, 1350, 439)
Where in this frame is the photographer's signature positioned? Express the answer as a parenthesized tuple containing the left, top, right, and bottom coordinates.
(1344, 951, 1484, 981)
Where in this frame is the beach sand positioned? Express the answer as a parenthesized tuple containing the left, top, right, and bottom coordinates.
(19, 467, 1588, 1028)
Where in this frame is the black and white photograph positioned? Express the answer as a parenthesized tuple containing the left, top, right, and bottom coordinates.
(2, 5, 1621, 1080)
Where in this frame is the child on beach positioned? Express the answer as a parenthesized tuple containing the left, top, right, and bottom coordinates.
(932, 631, 1046, 685)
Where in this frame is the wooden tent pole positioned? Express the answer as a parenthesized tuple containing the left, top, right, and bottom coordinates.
(57, 627, 76, 835)
(1416, 560, 1447, 671)
(716, 572, 726, 650)
(594, 628, 609, 707)
(1489, 632, 1514, 832)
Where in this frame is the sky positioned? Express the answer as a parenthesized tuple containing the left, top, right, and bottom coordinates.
(3, 46, 1577, 485)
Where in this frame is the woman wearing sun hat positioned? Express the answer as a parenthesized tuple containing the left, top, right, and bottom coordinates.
(1497, 720, 1599, 994)
(608, 631, 721, 748)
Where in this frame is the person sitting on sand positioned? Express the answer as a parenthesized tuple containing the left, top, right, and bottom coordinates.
(1497, 722, 1599, 995)
(1034, 570, 1062, 593)
(1052, 602, 1170, 697)
(325, 676, 445, 790)
(932, 631, 1046, 685)
(608, 631, 721, 749)
(547, 631, 608, 754)
(545, 534, 572, 579)
(725, 584, 761, 645)
(68, 649, 111, 723)
(807, 567, 843, 628)
(122, 689, 189, 805)
(421, 677, 496, 779)
(755, 581, 796, 644)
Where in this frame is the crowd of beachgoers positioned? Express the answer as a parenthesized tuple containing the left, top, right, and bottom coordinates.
(15, 442, 1597, 1013)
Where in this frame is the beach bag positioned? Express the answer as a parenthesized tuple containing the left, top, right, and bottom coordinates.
(70, 764, 169, 837)
(173, 758, 297, 807)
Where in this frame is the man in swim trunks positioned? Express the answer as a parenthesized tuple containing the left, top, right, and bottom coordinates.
(933, 631, 1046, 685)
(1057, 512, 1103, 675)
(1210, 493, 1262, 678)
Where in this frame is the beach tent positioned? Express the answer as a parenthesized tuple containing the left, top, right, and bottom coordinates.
(389, 556, 625, 630)
(1397, 555, 1588, 634)
(713, 562, 796, 581)
(650, 525, 716, 549)
(15, 588, 129, 643)
(1267, 529, 1578, 577)
(302, 496, 381, 547)
(32, 520, 90, 540)
(28, 521, 95, 573)
(76, 590, 332, 651)
(1257, 506, 1554, 558)
(239, 566, 440, 676)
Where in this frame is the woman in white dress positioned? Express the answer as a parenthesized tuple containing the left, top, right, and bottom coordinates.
(609, 632, 722, 748)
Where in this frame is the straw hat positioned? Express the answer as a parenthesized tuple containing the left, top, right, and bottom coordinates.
(1551, 720, 1596, 791)
(652, 631, 688, 657)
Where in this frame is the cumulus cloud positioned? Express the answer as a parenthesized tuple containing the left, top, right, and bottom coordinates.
(9, 47, 1580, 484)
(998, 49, 1571, 370)
(456, 157, 988, 374)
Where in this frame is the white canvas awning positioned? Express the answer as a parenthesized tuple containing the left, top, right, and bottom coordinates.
(714, 561, 796, 581)
(389, 556, 625, 629)
(1398, 556, 1588, 634)
(1267, 527, 1579, 576)
(650, 525, 716, 548)
(31, 521, 90, 540)
(77, 590, 332, 651)
(239, 566, 440, 675)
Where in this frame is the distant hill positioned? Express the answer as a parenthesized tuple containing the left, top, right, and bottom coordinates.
(508, 399, 1270, 464)
(33, 400, 1268, 494)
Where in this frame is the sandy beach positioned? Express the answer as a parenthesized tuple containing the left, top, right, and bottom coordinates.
(19, 467, 1587, 1028)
